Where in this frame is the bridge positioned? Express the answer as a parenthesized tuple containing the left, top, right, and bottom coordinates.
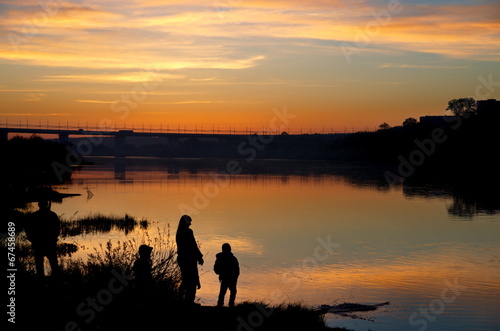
(0, 119, 362, 157)
(0, 125, 290, 158)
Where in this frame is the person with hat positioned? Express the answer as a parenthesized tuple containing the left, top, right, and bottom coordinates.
(24, 200, 61, 281)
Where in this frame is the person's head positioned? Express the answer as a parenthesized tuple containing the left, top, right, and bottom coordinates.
(38, 200, 50, 210)
(138, 245, 153, 259)
(180, 215, 192, 227)
(222, 243, 231, 252)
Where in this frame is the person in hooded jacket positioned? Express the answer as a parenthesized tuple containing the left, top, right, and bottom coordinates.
(133, 244, 153, 291)
(213, 243, 240, 307)
(176, 215, 204, 305)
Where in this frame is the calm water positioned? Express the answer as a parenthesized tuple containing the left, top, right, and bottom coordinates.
(52, 157, 500, 331)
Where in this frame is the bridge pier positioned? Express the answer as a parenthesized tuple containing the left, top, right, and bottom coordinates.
(0, 129, 8, 141)
(115, 134, 126, 158)
(59, 133, 69, 145)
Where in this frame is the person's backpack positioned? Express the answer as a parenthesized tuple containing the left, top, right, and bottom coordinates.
(214, 256, 223, 275)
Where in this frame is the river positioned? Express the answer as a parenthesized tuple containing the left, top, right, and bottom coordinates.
(52, 157, 500, 331)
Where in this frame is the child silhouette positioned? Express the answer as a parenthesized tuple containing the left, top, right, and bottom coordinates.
(214, 243, 240, 307)
(133, 244, 153, 291)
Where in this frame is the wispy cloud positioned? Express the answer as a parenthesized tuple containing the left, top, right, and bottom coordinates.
(24, 93, 47, 101)
(190, 77, 217, 82)
(74, 99, 115, 104)
(2, 113, 72, 116)
(155, 100, 226, 104)
(0, 0, 498, 73)
(0, 0, 498, 129)
(0, 89, 60, 92)
(37, 72, 183, 83)
(75, 99, 226, 105)
(378, 64, 469, 69)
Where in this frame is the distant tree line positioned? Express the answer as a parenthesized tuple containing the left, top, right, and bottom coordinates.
(0, 135, 77, 211)
(360, 97, 499, 184)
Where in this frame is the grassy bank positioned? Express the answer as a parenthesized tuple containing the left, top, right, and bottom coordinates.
(9, 214, 346, 331)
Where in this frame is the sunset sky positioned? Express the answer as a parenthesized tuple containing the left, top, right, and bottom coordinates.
(1, 0, 499, 132)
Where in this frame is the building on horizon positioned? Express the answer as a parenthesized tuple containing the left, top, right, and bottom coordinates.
(419, 115, 457, 128)
(477, 99, 500, 120)
(420, 99, 499, 128)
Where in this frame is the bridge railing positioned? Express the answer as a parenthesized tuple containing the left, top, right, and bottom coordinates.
(1, 119, 376, 135)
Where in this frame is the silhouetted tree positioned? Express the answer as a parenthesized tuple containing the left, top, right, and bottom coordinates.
(378, 122, 390, 130)
(402, 117, 418, 127)
(446, 97, 477, 117)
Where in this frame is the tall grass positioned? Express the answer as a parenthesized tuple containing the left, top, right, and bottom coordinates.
(15, 215, 181, 304)
(59, 225, 181, 300)
(60, 213, 148, 237)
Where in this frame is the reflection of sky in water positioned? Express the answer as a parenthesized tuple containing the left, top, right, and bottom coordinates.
(52, 157, 500, 330)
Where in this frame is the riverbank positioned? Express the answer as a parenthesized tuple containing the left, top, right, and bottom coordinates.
(9, 214, 347, 330)
(11, 276, 344, 331)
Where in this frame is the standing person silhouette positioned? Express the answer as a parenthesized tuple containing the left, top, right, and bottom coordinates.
(175, 215, 204, 305)
(214, 243, 240, 307)
(133, 244, 153, 291)
(24, 200, 61, 281)
(132, 244, 153, 307)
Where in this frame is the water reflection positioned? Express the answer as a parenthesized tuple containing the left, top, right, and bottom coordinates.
(78, 157, 500, 219)
(403, 182, 500, 218)
(114, 158, 126, 180)
(48, 157, 500, 330)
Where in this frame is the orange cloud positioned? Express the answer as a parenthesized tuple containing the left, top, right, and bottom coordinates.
(1, 0, 499, 131)
(37, 72, 184, 83)
(1, 1, 498, 72)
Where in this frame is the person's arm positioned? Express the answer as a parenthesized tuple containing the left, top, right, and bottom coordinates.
(23, 217, 34, 242)
(214, 257, 220, 274)
(50, 213, 61, 241)
(189, 230, 204, 264)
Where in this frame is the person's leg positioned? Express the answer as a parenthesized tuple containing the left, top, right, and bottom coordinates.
(178, 280, 186, 301)
(32, 246, 45, 280)
(46, 246, 60, 279)
(217, 279, 229, 307)
(185, 283, 197, 304)
(177, 256, 188, 301)
(185, 260, 200, 304)
(228, 279, 237, 307)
